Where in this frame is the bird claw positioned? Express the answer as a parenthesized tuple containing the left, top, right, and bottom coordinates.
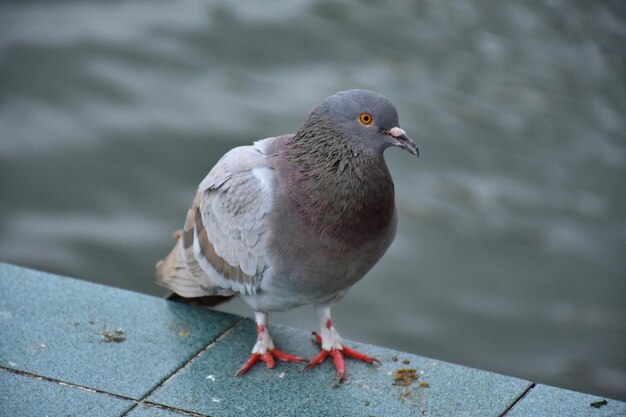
(306, 333, 380, 383)
(235, 349, 307, 376)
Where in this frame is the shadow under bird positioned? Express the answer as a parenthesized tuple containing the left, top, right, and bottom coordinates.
(156, 89, 418, 383)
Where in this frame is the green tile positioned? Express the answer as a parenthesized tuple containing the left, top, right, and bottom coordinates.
(0, 369, 133, 416)
(0, 263, 239, 399)
(148, 320, 531, 417)
(507, 384, 626, 417)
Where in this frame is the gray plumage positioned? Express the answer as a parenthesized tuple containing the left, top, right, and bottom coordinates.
(156, 89, 417, 379)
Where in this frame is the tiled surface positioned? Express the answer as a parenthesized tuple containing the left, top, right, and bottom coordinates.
(0, 263, 239, 399)
(506, 384, 626, 417)
(147, 319, 531, 417)
(1, 262, 624, 417)
(0, 370, 134, 416)
(126, 403, 191, 417)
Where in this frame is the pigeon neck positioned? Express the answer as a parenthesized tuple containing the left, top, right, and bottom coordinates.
(282, 126, 395, 244)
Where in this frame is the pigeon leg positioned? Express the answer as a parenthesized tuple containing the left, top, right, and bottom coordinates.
(305, 303, 380, 383)
(235, 312, 307, 376)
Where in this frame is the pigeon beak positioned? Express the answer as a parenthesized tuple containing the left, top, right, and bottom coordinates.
(388, 127, 419, 157)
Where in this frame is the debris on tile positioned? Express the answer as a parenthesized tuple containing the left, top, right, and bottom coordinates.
(278, 372, 285, 378)
(590, 399, 608, 409)
(26, 343, 47, 353)
(419, 381, 430, 388)
(360, 384, 383, 393)
(211, 397, 221, 403)
(206, 375, 216, 382)
(392, 368, 418, 387)
(402, 359, 411, 365)
(391, 353, 399, 362)
(169, 324, 191, 337)
(100, 326, 126, 343)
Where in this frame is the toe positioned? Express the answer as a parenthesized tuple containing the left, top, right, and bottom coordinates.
(271, 349, 308, 363)
(341, 345, 380, 364)
(261, 352, 276, 369)
(235, 353, 261, 376)
(304, 350, 329, 369)
(331, 349, 346, 383)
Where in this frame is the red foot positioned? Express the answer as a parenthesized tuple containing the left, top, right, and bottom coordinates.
(235, 349, 307, 376)
(306, 333, 381, 383)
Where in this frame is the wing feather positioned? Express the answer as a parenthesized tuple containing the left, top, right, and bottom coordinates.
(156, 136, 286, 297)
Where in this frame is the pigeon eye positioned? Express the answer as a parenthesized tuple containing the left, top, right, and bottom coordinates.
(359, 112, 373, 125)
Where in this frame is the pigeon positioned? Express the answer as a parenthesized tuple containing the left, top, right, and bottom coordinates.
(156, 89, 418, 382)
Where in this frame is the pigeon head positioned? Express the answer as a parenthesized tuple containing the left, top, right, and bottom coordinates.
(303, 89, 418, 158)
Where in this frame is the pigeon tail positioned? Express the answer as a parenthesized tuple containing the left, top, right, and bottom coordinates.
(156, 231, 234, 298)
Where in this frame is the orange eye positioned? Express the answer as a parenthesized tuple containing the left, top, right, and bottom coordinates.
(359, 112, 373, 125)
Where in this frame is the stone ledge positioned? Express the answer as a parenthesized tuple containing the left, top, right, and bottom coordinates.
(0, 263, 623, 417)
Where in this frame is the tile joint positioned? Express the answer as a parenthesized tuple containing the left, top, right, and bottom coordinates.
(131, 402, 209, 417)
(120, 317, 244, 417)
(498, 382, 537, 417)
(0, 365, 137, 403)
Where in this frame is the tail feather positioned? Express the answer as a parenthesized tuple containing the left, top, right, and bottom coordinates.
(156, 231, 233, 298)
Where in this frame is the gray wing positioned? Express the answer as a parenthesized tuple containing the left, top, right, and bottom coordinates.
(181, 138, 277, 296)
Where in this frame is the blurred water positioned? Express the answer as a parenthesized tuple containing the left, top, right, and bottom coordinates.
(1, 0, 625, 400)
